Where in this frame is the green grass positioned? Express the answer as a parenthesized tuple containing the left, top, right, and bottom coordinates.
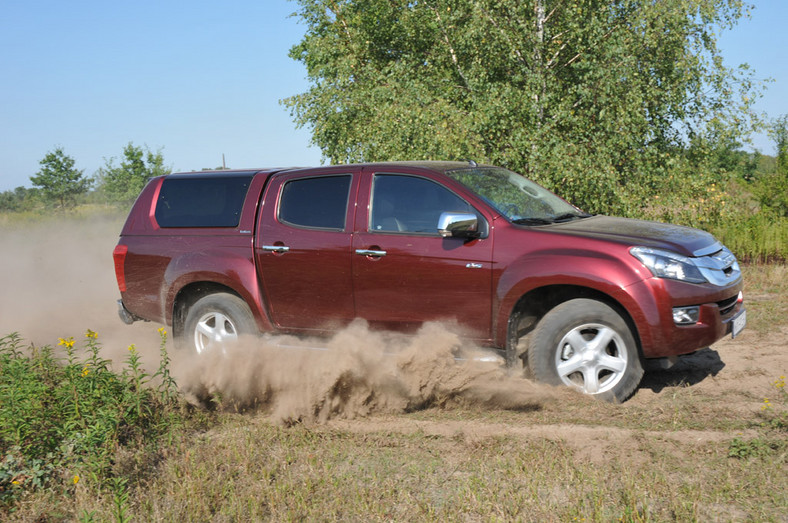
(709, 214, 788, 263)
(21, 407, 782, 522)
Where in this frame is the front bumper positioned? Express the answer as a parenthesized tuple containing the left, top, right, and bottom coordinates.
(618, 276, 744, 359)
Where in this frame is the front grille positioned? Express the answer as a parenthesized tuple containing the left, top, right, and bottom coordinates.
(717, 295, 738, 316)
(695, 245, 741, 287)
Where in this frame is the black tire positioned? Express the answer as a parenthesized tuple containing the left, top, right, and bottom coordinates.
(527, 299, 643, 403)
(182, 293, 257, 355)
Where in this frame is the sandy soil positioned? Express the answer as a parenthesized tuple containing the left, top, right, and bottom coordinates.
(1, 217, 784, 460)
(326, 326, 785, 464)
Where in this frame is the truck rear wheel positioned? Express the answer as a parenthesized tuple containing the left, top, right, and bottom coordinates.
(182, 293, 257, 355)
(528, 299, 643, 403)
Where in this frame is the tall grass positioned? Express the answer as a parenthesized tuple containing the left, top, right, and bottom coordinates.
(709, 214, 788, 263)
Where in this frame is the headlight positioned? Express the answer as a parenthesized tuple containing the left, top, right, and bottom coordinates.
(630, 247, 707, 284)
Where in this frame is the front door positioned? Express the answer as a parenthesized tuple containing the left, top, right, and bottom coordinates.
(352, 172, 494, 341)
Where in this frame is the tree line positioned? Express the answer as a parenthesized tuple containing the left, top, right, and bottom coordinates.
(0, 143, 170, 212)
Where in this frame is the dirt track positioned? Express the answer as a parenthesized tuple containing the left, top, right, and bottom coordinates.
(1, 217, 784, 449)
(323, 327, 784, 464)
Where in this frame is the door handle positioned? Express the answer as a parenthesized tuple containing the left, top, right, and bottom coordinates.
(355, 249, 387, 257)
(262, 245, 290, 253)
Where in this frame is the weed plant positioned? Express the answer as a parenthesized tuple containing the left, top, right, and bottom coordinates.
(0, 329, 181, 512)
(709, 214, 787, 263)
(729, 375, 788, 459)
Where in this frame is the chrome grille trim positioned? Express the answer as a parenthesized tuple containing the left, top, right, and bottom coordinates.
(694, 246, 741, 286)
(693, 241, 723, 257)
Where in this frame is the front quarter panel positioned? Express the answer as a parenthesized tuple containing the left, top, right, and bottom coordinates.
(492, 225, 650, 346)
(491, 224, 744, 357)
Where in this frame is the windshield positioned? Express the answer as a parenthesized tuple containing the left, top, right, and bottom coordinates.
(446, 167, 588, 224)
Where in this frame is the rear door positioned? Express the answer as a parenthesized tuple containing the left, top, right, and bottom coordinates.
(255, 168, 358, 332)
(352, 170, 494, 341)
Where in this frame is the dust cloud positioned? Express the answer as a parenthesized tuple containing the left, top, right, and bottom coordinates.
(177, 320, 554, 424)
(0, 215, 161, 364)
(0, 216, 555, 423)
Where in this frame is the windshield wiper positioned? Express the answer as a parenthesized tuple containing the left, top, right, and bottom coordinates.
(550, 212, 592, 223)
(512, 217, 553, 225)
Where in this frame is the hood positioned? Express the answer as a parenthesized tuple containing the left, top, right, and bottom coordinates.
(549, 216, 719, 257)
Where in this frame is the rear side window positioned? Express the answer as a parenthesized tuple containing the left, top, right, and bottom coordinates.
(278, 175, 351, 230)
(155, 174, 254, 228)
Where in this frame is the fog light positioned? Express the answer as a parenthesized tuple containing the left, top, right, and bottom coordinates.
(673, 306, 700, 325)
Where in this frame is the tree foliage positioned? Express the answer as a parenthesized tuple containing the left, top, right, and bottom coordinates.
(755, 115, 788, 217)
(29, 147, 91, 211)
(285, 0, 762, 215)
(0, 187, 38, 213)
(98, 143, 170, 204)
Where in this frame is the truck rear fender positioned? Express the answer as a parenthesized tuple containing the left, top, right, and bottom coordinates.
(163, 250, 274, 336)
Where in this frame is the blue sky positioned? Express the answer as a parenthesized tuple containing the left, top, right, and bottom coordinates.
(1, 1, 786, 192)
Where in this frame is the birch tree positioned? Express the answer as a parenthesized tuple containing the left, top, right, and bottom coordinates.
(285, 0, 761, 215)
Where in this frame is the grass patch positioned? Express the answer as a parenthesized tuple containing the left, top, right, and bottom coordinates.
(709, 214, 787, 263)
(18, 413, 781, 521)
(740, 263, 788, 335)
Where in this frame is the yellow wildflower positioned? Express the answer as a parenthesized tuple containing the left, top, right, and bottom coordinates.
(85, 329, 98, 339)
(128, 344, 136, 352)
(73, 475, 79, 484)
(81, 366, 90, 377)
(12, 480, 20, 485)
(58, 337, 75, 349)
(158, 327, 167, 336)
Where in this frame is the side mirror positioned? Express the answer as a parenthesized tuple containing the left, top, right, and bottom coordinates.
(437, 212, 479, 238)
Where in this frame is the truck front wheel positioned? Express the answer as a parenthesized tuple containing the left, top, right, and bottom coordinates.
(182, 293, 257, 355)
(528, 299, 643, 403)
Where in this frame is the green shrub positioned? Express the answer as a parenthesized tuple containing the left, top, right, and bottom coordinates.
(0, 330, 180, 510)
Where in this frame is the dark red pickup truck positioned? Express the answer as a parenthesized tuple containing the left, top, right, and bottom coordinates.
(113, 161, 745, 402)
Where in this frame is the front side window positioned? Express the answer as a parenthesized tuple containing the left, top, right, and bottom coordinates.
(370, 174, 473, 234)
(278, 175, 351, 230)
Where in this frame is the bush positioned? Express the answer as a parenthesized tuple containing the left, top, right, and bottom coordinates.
(0, 330, 180, 511)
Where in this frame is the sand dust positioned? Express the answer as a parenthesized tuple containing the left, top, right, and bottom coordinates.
(176, 320, 554, 424)
(0, 216, 161, 364)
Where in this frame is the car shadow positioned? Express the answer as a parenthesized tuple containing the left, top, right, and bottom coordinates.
(639, 348, 726, 393)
